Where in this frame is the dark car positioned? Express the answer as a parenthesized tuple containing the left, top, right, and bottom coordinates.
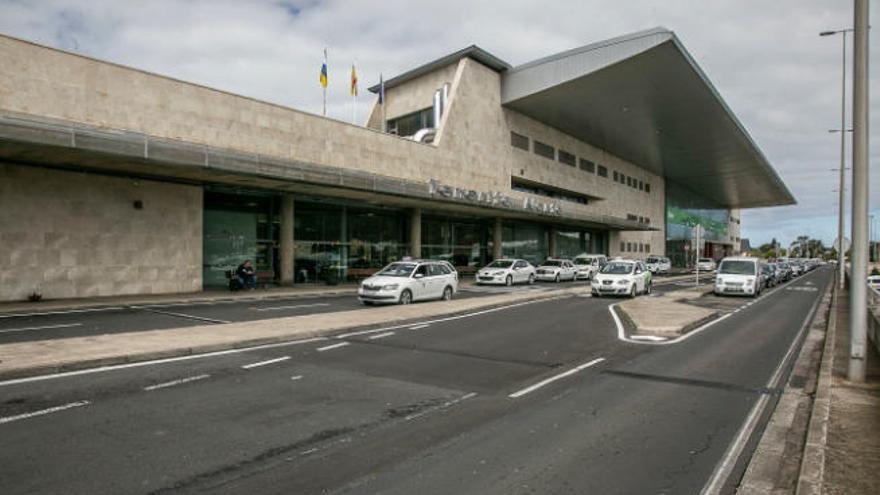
(761, 263, 778, 288)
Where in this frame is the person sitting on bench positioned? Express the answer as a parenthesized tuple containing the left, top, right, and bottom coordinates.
(236, 260, 257, 290)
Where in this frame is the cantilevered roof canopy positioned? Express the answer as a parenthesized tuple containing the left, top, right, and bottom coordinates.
(501, 28, 795, 208)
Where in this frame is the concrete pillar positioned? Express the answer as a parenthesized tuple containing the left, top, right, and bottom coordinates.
(280, 194, 294, 285)
(409, 208, 422, 258)
(493, 217, 503, 260)
(548, 226, 557, 258)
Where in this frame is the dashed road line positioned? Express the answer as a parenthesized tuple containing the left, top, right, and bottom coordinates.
(253, 303, 331, 312)
(509, 358, 605, 398)
(0, 337, 326, 388)
(368, 332, 395, 340)
(242, 356, 291, 369)
(405, 392, 478, 421)
(143, 374, 211, 391)
(290, 375, 303, 381)
(0, 322, 83, 334)
(0, 307, 125, 319)
(0, 400, 91, 425)
(409, 324, 430, 330)
(316, 342, 351, 352)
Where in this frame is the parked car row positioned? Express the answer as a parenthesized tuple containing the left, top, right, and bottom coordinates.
(714, 256, 821, 298)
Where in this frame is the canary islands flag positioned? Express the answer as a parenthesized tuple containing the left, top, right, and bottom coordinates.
(320, 49, 328, 88)
(350, 64, 358, 96)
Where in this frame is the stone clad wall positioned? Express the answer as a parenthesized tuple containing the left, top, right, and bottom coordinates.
(0, 164, 202, 301)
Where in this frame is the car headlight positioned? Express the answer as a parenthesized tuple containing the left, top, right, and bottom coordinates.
(716, 278, 723, 285)
(745, 278, 754, 285)
(492, 271, 505, 276)
(617, 279, 630, 285)
(383, 284, 399, 290)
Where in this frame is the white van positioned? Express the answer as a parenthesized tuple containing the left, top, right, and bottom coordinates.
(572, 254, 608, 280)
(714, 257, 762, 297)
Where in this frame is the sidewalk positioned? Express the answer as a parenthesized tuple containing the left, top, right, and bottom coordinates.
(739, 285, 880, 494)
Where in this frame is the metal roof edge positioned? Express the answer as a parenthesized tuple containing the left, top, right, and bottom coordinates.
(368, 45, 511, 93)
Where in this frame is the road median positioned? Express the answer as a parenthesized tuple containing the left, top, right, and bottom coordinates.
(0, 286, 586, 381)
(615, 285, 719, 337)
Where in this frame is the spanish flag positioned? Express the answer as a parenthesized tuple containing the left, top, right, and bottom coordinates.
(320, 49, 328, 88)
(350, 64, 358, 96)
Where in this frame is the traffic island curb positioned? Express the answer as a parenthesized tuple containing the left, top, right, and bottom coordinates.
(614, 286, 719, 338)
(0, 286, 586, 382)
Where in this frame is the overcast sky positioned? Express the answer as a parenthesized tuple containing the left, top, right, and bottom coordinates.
(1, 0, 877, 249)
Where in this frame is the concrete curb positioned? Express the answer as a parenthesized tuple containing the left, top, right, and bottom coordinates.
(794, 287, 838, 495)
(0, 286, 582, 382)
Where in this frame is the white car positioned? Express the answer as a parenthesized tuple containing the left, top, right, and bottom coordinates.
(696, 258, 716, 272)
(359, 260, 458, 305)
(714, 257, 762, 297)
(535, 259, 578, 282)
(591, 259, 652, 297)
(867, 275, 880, 291)
(475, 259, 535, 286)
(645, 256, 671, 274)
(573, 254, 607, 280)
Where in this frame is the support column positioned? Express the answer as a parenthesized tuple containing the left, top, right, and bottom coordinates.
(548, 226, 557, 258)
(409, 208, 422, 259)
(280, 194, 294, 285)
(493, 217, 503, 260)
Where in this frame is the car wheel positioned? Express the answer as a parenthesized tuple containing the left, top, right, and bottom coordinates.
(398, 289, 412, 305)
(554, 274, 560, 283)
(646, 282, 652, 295)
(442, 286, 453, 301)
(528, 274, 535, 285)
(629, 285, 636, 298)
(505, 275, 513, 287)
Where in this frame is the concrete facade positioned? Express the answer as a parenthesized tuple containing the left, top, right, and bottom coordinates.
(0, 32, 781, 301)
(0, 164, 202, 301)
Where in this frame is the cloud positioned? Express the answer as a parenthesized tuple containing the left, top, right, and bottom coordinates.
(0, 0, 877, 247)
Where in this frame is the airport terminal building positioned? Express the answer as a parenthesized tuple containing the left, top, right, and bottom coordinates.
(0, 28, 794, 301)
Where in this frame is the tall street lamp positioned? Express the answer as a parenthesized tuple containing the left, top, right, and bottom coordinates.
(820, 27, 853, 290)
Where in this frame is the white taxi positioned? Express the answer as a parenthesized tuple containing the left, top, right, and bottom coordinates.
(359, 260, 458, 305)
(572, 254, 607, 280)
(591, 259, 652, 297)
(535, 259, 578, 282)
(475, 259, 536, 286)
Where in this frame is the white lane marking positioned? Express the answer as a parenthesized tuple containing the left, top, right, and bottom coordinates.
(253, 303, 331, 312)
(143, 374, 211, 391)
(509, 358, 605, 398)
(0, 337, 327, 388)
(405, 392, 478, 421)
(610, 304, 734, 347)
(408, 324, 430, 330)
(316, 342, 350, 352)
(699, 275, 826, 495)
(300, 448, 319, 456)
(0, 323, 83, 334)
(0, 400, 90, 425)
(290, 375, 303, 381)
(133, 307, 230, 324)
(335, 297, 566, 339)
(0, 307, 125, 319)
(368, 332, 395, 340)
(242, 356, 291, 369)
(629, 335, 668, 342)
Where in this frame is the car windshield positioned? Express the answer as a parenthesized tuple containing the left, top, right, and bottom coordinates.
(376, 262, 417, 277)
(573, 258, 592, 266)
(762, 266, 774, 274)
(601, 262, 634, 275)
(646, 257, 661, 263)
(542, 260, 563, 267)
(719, 260, 756, 275)
(486, 260, 514, 268)
(699, 258, 713, 263)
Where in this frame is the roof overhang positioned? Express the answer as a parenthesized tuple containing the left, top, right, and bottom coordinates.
(501, 28, 795, 209)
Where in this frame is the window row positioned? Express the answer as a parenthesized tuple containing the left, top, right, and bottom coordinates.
(626, 214, 651, 224)
(613, 170, 650, 193)
(620, 241, 652, 253)
(510, 131, 608, 180)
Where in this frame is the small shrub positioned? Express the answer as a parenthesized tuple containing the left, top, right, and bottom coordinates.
(27, 291, 43, 302)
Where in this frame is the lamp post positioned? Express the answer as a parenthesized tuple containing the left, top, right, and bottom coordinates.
(820, 27, 853, 290)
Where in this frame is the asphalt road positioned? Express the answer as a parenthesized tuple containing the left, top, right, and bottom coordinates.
(0, 276, 693, 344)
(0, 269, 829, 494)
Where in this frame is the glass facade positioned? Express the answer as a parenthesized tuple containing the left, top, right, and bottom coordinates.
(202, 188, 612, 285)
(665, 180, 731, 267)
(203, 191, 278, 287)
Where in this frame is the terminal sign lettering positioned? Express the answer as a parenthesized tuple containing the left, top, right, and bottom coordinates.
(428, 179, 561, 216)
